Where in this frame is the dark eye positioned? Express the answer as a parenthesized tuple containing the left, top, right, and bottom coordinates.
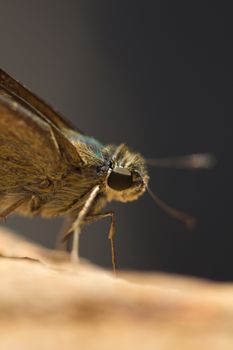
(107, 167, 133, 191)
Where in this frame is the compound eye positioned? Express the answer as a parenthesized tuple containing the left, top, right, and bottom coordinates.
(107, 167, 133, 191)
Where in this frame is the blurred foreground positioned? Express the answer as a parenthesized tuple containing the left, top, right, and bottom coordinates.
(0, 227, 232, 350)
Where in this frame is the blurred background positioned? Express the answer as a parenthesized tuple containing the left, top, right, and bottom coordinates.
(0, 1, 232, 280)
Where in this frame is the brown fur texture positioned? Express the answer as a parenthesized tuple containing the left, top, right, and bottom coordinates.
(0, 68, 148, 230)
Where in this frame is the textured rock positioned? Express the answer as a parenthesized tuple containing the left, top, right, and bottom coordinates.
(0, 227, 232, 350)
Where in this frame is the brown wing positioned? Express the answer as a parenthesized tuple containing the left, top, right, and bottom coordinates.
(0, 92, 82, 216)
(0, 67, 80, 132)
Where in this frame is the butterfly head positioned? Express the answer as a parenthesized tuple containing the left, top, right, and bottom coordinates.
(104, 144, 149, 202)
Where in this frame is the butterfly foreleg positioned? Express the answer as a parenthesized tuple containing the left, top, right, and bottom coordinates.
(69, 185, 100, 262)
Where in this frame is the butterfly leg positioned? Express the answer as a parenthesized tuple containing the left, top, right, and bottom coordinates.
(84, 211, 117, 272)
(0, 197, 28, 218)
(56, 217, 74, 251)
(69, 185, 100, 262)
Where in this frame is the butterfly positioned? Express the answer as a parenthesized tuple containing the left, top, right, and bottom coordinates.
(0, 68, 214, 271)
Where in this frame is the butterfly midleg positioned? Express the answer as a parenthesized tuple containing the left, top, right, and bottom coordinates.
(56, 216, 74, 251)
(84, 211, 117, 272)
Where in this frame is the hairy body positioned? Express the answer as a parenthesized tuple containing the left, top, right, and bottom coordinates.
(0, 68, 148, 267)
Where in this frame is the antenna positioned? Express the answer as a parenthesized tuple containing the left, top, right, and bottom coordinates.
(146, 153, 216, 169)
(147, 186, 196, 229)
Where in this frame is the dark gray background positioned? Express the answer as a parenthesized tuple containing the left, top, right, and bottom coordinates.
(0, 1, 232, 280)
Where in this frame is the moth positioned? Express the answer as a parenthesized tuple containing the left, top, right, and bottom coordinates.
(0, 68, 213, 270)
